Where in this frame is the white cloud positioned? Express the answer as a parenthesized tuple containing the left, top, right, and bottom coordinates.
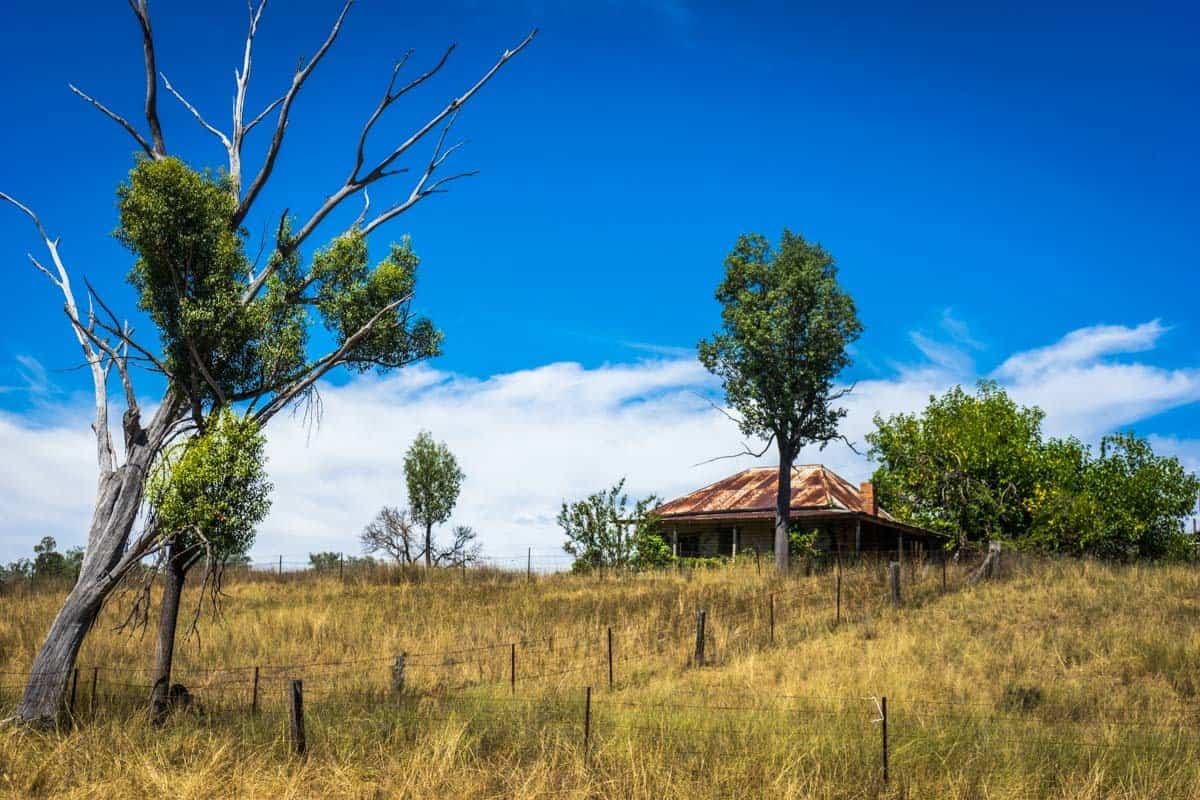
(993, 320, 1167, 382)
(1, 319, 1197, 565)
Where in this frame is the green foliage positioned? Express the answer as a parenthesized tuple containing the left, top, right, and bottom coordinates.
(558, 478, 666, 572)
(118, 158, 278, 399)
(698, 230, 862, 454)
(308, 552, 344, 570)
(787, 528, 819, 558)
(0, 538, 81, 582)
(867, 381, 1045, 544)
(311, 234, 442, 371)
(115, 158, 440, 405)
(1027, 433, 1200, 559)
(404, 431, 465, 535)
(147, 409, 272, 561)
(0, 557, 32, 582)
(869, 383, 1200, 559)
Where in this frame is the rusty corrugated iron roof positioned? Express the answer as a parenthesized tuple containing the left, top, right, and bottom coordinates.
(654, 465, 898, 522)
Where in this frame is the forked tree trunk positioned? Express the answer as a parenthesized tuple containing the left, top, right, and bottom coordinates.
(775, 442, 795, 573)
(150, 541, 191, 724)
(10, 399, 181, 727)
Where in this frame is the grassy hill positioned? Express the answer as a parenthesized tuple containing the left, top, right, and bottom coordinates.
(2, 555, 1199, 799)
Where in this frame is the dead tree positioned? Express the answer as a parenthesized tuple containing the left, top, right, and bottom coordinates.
(1, 0, 534, 727)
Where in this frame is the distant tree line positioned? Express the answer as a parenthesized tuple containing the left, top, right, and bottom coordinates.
(0, 537, 84, 584)
(868, 381, 1200, 559)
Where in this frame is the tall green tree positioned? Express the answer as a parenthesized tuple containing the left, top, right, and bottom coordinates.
(404, 432, 466, 567)
(866, 381, 1046, 546)
(144, 409, 271, 721)
(698, 230, 863, 571)
(0, 0, 534, 725)
(558, 479, 667, 572)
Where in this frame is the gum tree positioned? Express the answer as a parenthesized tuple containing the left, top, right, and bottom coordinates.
(699, 230, 862, 572)
(1, 0, 534, 726)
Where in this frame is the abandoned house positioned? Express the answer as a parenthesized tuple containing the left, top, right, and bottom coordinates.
(653, 465, 949, 559)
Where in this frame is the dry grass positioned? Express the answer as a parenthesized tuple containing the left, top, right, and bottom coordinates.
(2, 555, 1199, 799)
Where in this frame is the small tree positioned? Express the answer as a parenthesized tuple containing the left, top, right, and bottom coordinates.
(441, 525, 482, 567)
(558, 479, 665, 572)
(143, 409, 271, 721)
(361, 506, 480, 566)
(361, 506, 422, 564)
(698, 230, 863, 571)
(308, 552, 342, 570)
(403, 432, 465, 567)
(32, 538, 69, 580)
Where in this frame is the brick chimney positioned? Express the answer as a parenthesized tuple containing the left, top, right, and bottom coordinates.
(860, 481, 878, 516)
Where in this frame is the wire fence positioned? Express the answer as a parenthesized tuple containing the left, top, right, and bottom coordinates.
(2, 546, 1190, 786)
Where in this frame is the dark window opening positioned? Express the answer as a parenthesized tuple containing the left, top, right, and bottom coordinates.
(716, 527, 734, 556)
(677, 534, 701, 557)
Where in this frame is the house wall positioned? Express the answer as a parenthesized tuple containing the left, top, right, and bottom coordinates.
(662, 517, 943, 559)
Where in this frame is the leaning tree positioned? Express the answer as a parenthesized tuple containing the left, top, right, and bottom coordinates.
(1, 0, 534, 726)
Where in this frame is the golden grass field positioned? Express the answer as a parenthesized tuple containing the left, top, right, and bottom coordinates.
(2, 554, 1200, 799)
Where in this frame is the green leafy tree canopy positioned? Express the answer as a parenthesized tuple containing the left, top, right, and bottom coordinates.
(698, 229, 862, 570)
(146, 408, 272, 564)
(558, 478, 668, 572)
(403, 431, 465, 565)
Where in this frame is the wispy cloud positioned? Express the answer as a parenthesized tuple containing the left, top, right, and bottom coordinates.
(993, 320, 1167, 382)
(0, 355, 55, 397)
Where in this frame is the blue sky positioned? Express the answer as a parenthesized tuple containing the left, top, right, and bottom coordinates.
(0, 1, 1196, 561)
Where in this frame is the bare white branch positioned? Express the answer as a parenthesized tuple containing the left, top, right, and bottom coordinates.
(232, 0, 354, 228)
(1, 192, 116, 471)
(240, 28, 537, 306)
(68, 85, 155, 158)
(160, 73, 232, 149)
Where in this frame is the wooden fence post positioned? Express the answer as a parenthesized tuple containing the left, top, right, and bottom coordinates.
(510, 643, 516, 693)
(881, 695, 889, 784)
(278, 555, 282, 577)
(289, 679, 306, 756)
(889, 562, 902, 608)
(90, 667, 99, 716)
(835, 565, 842, 626)
(392, 653, 407, 695)
(339, 553, 344, 582)
(607, 627, 614, 689)
(769, 593, 775, 645)
(694, 610, 707, 667)
(251, 666, 260, 714)
(583, 685, 592, 763)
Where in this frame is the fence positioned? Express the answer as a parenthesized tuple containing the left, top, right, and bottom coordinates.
(3, 546, 1181, 787)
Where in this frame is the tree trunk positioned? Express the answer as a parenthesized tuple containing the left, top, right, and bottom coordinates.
(9, 396, 182, 727)
(150, 541, 190, 724)
(775, 442, 795, 573)
(424, 522, 432, 568)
